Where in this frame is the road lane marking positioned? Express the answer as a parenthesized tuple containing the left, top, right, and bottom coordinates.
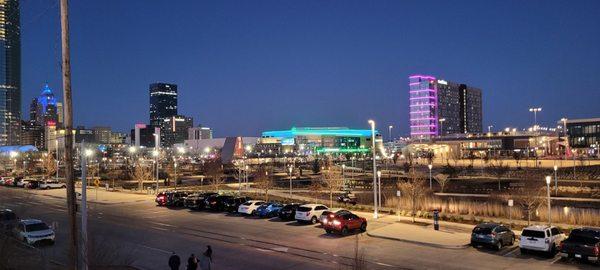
(138, 244, 171, 254)
(150, 226, 169, 231)
(550, 256, 562, 264)
(376, 262, 394, 267)
(503, 247, 520, 257)
(150, 221, 175, 228)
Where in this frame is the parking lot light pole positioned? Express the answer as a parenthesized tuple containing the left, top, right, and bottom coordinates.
(545, 176, 552, 226)
(288, 166, 293, 198)
(368, 119, 378, 219)
(553, 165, 558, 196)
(428, 164, 433, 189)
(377, 171, 382, 209)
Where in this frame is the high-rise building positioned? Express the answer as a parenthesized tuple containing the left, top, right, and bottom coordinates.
(92, 126, 111, 144)
(188, 126, 213, 140)
(161, 115, 193, 147)
(20, 120, 44, 149)
(0, 0, 21, 146)
(409, 75, 482, 139)
(31, 84, 58, 126)
(149, 83, 177, 126)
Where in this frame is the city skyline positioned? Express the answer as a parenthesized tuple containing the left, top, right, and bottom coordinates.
(17, 0, 600, 137)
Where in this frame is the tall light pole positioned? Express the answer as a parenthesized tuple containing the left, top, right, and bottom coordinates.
(529, 107, 542, 130)
(152, 150, 159, 194)
(377, 171, 382, 209)
(438, 118, 446, 137)
(388, 125, 393, 142)
(288, 165, 293, 198)
(553, 165, 558, 196)
(368, 119, 378, 219)
(428, 164, 433, 189)
(561, 118, 568, 158)
(545, 175, 552, 226)
(244, 165, 249, 191)
(81, 145, 93, 270)
(341, 164, 346, 190)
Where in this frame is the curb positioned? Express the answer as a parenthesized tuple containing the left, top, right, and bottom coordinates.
(366, 232, 470, 250)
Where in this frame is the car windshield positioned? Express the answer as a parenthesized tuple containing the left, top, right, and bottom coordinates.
(522, 230, 546, 238)
(242, 202, 252, 206)
(473, 227, 493, 234)
(26, 223, 49, 232)
(568, 230, 600, 245)
(298, 207, 312, 212)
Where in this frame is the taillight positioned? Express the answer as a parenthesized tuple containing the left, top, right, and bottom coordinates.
(491, 232, 496, 238)
(594, 245, 599, 256)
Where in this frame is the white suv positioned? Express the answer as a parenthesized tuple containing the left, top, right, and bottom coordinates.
(14, 219, 55, 245)
(520, 225, 566, 256)
(295, 204, 329, 224)
(39, 180, 66, 189)
(237, 200, 265, 215)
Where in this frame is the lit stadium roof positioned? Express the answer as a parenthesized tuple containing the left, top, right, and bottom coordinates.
(262, 127, 378, 138)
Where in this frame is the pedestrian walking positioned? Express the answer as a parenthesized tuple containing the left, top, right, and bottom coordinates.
(199, 245, 213, 270)
(168, 252, 181, 270)
(187, 253, 198, 270)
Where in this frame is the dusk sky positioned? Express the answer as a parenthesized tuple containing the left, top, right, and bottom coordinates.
(20, 0, 600, 137)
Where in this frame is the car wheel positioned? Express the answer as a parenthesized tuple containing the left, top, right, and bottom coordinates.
(311, 216, 318, 224)
(548, 244, 556, 257)
(61, 186, 66, 189)
(251, 210, 256, 216)
(341, 227, 349, 236)
(325, 230, 332, 234)
(509, 236, 515, 246)
(360, 222, 367, 232)
(45, 186, 50, 190)
(495, 241, 502, 251)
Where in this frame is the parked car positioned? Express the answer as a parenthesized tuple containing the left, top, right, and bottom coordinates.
(39, 180, 66, 189)
(470, 223, 515, 250)
(155, 192, 168, 206)
(223, 196, 250, 213)
(320, 209, 350, 225)
(26, 180, 43, 189)
(256, 202, 284, 218)
(184, 192, 217, 210)
(295, 204, 329, 224)
(559, 227, 600, 264)
(278, 203, 301, 220)
(520, 225, 566, 256)
(0, 178, 5, 185)
(237, 200, 265, 215)
(165, 191, 189, 207)
(205, 195, 235, 211)
(13, 219, 55, 245)
(323, 211, 367, 235)
(0, 209, 17, 234)
(337, 193, 357, 205)
(3, 177, 15, 186)
(15, 179, 31, 188)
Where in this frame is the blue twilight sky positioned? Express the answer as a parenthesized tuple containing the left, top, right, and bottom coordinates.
(20, 0, 600, 137)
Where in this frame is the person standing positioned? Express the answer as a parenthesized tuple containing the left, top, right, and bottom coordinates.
(187, 253, 198, 270)
(199, 245, 212, 270)
(168, 252, 181, 270)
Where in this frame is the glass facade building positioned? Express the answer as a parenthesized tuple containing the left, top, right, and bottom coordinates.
(409, 75, 482, 139)
(565, 118, 600, 150)
(0, 0, 20, 145)
(149, 83, 177, 126)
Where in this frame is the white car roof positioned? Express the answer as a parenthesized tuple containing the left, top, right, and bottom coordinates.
(246, 200, 264, 203)
(20, 219, 44, 225)
(523, 225, 553, 231)
(300, 204, 326, 208)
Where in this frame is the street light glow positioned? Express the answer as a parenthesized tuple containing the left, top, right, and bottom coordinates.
(545, 175, 551, 185)
(84, 149, 94, 157)
(152, 150, 159, 157)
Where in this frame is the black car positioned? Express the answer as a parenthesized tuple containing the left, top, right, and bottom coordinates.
(278, 203, 301, 220)
(337, 193, 357, 205)
(223, 196, 250, 213)
(0, 209, 17, 234)
(560, 227, 600, 264)
(165, 191, 189, 207)
(205, 195, 234, 211)
(184, 192, 217, 210)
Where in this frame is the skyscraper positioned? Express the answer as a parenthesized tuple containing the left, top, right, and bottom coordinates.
(409, 75, 482, 139)
(149, 83, 177, 126)
(0, 0, 21, 145)
(161, 115, 193, 147)
(31, 84, 58, 126)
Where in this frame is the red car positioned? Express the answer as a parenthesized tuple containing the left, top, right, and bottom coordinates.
(323, 211, 367, 235)
(155, 192, 167, 206)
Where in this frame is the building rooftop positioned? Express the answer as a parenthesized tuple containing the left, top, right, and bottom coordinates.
(262, 127, 378, 138)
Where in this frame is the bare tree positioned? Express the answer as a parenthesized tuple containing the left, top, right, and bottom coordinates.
(203, 160, 224, 192)
(397, 167, 428, 223)
(133, 160, 152, 191)
(254, 166, 274, 201)
(308, 180, 323, 204)
(489, 160, 510, 191)
(434, 173, 450, 193)
(512, 178, 545, 226)
(42, 153, 57, 179)
(323, 169, 344, 207)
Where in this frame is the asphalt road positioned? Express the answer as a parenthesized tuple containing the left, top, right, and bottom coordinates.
(0, 187, 596, 270)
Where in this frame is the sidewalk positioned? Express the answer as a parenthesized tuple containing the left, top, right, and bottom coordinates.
(366, 221, 471, 249)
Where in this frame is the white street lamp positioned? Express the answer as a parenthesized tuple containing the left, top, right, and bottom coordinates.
(388, 125, 393, 142)
(368, 119, 378, 219)
(377, 171, 382, 209)
(553, 165, 558, 196)
(545, 175, 552, 226)
(438, 118, 446, 137)
(428, 164, 433, 189)
(288, 166, 293, 197)
(529, 107, 542, 130)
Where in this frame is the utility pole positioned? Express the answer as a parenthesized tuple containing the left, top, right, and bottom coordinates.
(81, 141, 89, 270)
(60, 0, 78, 268)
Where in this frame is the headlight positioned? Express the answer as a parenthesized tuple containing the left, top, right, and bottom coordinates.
(332, 220, 341, 226)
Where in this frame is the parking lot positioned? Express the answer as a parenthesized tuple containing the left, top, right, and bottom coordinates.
(0, 184, 598, 269)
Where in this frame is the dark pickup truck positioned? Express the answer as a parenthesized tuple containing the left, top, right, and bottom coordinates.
(559, 228, 600, 264)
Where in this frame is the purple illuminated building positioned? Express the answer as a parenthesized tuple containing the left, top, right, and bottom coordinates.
(409, 75, 482, 139)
